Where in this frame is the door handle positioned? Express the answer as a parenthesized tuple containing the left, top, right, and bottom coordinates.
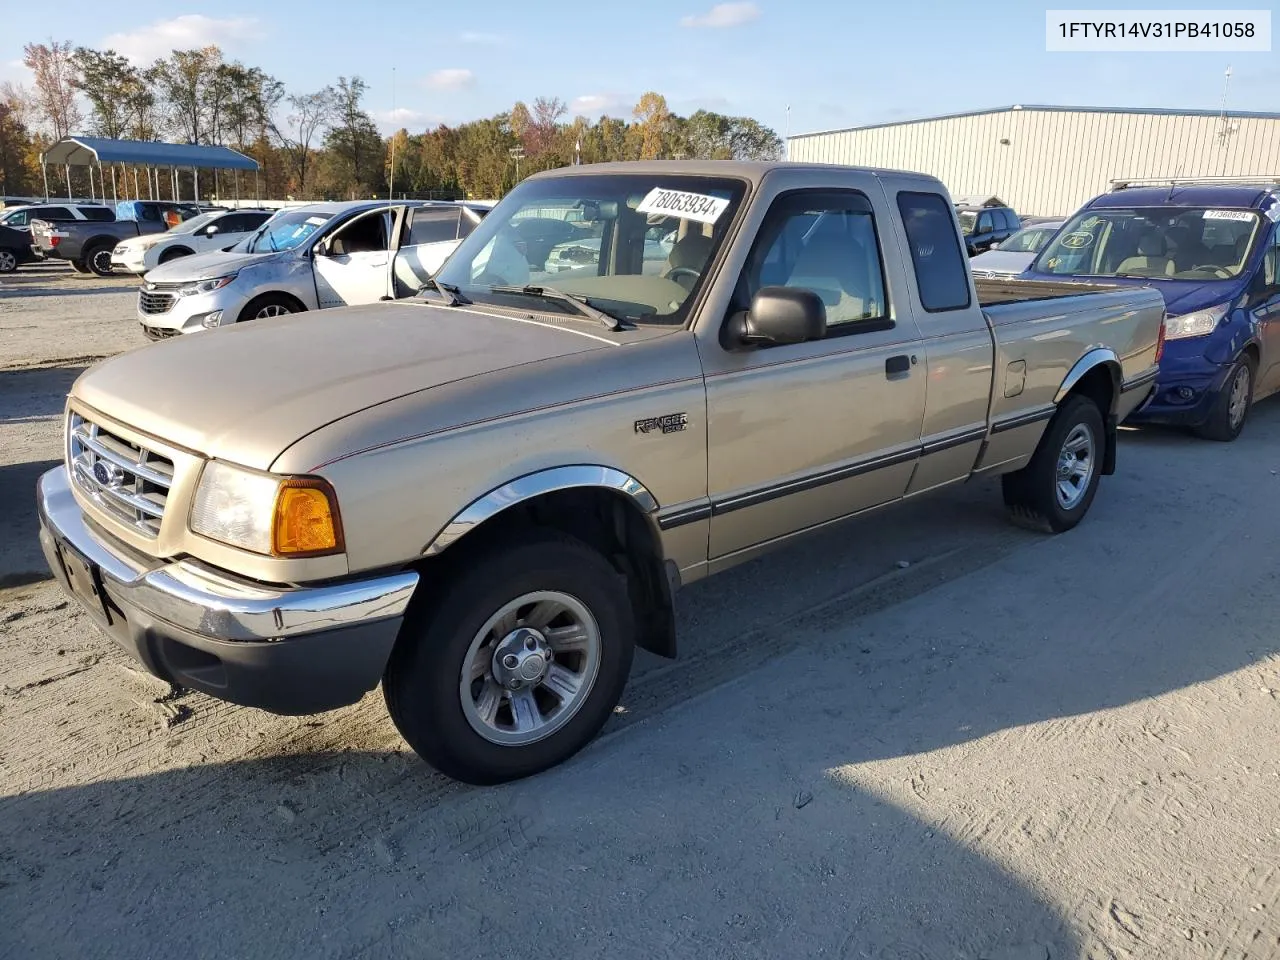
(885, 354, 912, 378)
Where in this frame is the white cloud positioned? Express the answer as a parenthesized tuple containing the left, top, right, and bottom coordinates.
(570, 94, 631, 117)
(102, 15, 263, 64)
(375, 107, 444, 133)
(426, 68, 475, 91)
(680, 2, 760, 28)
(459, 31, 504, 44)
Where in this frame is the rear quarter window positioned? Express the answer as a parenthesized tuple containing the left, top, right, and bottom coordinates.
(78, 207, 115, 222)
(896, 191, 972, 312)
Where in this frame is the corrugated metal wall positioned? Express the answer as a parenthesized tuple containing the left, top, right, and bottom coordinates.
(788, 108, 1280, 217)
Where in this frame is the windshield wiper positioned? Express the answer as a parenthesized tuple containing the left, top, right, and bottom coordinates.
(488, 284, 628, 331)
(417, 278, 472, 306)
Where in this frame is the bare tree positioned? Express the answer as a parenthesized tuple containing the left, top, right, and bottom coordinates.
(271, 87, 335, 195)
(22, 40, 82, 140)
(529, 96, 566, 155)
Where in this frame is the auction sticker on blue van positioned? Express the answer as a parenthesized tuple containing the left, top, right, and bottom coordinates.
(637, 188, 729, 224)
(1203, 209, 1255, 221)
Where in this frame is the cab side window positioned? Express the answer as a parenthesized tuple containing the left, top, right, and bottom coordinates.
(977, 211, 994, 235)
(896, 191, 972, 312)
(739, 190, 889, 336)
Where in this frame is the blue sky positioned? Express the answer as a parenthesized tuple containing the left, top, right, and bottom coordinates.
(4, 1, 1277, 138)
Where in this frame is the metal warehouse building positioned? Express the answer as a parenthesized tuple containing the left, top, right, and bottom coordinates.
(787, 104, 1280, 217)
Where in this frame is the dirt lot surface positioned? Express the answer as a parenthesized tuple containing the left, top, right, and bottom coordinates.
(2, 266, 1280, 959)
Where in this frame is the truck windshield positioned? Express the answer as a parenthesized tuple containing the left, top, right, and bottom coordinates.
(237, 210, 335, 253)
(431, 174, 747, 325)
(956, 211, 977, 235)
(1034, 206, 1263, 280)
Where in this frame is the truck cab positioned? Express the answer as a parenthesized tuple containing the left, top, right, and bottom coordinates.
(1024, 178, 1280, 440)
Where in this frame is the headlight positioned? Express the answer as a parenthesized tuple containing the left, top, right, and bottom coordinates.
(1164, 302, 1228, 340)
(177, 274, 237, 297)
(189, 461, 344, 557)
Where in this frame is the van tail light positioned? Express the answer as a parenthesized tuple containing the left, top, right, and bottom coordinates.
(1155, 313, 1166, 363)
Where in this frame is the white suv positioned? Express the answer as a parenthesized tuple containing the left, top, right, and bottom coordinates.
(112, 208, 273, 275)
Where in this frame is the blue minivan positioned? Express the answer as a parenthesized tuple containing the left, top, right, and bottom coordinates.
(1023, 179, 1280, 441)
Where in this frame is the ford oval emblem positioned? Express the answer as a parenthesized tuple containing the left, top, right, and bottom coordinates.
(93, 461, 124, 487)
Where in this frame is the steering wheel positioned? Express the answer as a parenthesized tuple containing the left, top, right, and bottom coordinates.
(666, 266, 701, 286)
(1193, 265, 1234, 279)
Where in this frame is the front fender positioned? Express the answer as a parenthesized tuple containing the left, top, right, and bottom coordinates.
(423, 465, 659, 556)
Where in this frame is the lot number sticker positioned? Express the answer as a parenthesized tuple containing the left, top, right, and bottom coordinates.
(637, 188, 729, 224)
(1203, 209, 1254, 221)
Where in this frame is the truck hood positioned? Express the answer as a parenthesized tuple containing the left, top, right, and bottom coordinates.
(71, 301, 612, 470)
(143, 248, 284, 283)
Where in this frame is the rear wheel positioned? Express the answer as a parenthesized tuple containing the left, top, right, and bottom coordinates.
(68, 259, 91, 274)
(84, 243, 114, 276)
(384, 532, 635, 784)
(1002, 394, 1105, 533)
(0, 249, 17, 273)
(236, 293, 298, 323)
(1193, 354, 1254, 442)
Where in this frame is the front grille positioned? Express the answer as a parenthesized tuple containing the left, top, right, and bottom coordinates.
(68, 413, 174, 537)
(139, 289, 176, 314)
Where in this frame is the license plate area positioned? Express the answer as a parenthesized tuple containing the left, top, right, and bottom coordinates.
(56, 537, 111, 623)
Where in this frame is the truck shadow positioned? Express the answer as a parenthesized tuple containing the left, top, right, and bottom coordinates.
(0, 748, 1074, 959)
(0, 459, 59, 586)
(0, 364, 84, 421)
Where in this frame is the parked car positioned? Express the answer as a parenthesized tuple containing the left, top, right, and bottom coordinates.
(31, 200, 203, 275)
(969, 220, 1065, 278)
(956, 202, 1021, 255)
(1, 202, 114, 263)
(134, 199, 492, 339)
(111, 208, 273, 275)
(1025, 178, 1280, 441)
(36, 160, 1163, 784)
(0, 224, 39, 273)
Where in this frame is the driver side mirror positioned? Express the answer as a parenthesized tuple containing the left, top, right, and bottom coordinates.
(205, 224, 219, 237)
(728, 286, 826, 347)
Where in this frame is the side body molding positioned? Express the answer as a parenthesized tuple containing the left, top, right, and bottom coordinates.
(423, 465, 660, 556)
(1054, 346, 1121, 412)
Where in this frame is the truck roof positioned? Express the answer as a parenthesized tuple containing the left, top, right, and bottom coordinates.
(1091, 182, 1280, 210)
(529, 159, 945, 187)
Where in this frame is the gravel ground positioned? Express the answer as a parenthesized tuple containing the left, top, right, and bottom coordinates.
(2, 268, 1280, 959)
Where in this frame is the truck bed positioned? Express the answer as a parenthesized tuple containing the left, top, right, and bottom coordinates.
(975, 276, 1132, 307)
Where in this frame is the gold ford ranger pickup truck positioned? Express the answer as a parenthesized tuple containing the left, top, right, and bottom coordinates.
(37, 161, 1166, 784)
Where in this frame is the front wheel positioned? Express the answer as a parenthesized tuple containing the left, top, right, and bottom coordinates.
(1002, 394, 1105, 533)
(236, 293, 298, 323)
(384, 533, 635, 784)
(1193, 355, 1254, 442)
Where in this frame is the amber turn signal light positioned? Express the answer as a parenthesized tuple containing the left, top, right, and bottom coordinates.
(272, 479, 344, 557)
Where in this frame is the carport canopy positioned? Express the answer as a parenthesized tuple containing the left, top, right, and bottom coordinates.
(41, 137, 259, 171)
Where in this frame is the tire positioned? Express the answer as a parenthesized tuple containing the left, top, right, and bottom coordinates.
(84, 243, 114, 276)
(384, 532, 636, 785)
(0, 248, 17, 273)
(236, 293, 298, 323)
(68, 259, 91, 274)
(1193, 354, 1255, 442)
(1001, 394, 1105, 534)
(158, 246, 192, 264)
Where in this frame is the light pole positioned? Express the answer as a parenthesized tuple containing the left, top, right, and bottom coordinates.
(509, 146, 524, 181)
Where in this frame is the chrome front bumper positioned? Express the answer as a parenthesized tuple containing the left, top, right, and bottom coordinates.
(37, 465, 419, 714)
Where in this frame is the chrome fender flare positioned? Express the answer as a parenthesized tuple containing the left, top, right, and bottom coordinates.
(423, 465, 659, 556)
(1054, 347, 1122, 413)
